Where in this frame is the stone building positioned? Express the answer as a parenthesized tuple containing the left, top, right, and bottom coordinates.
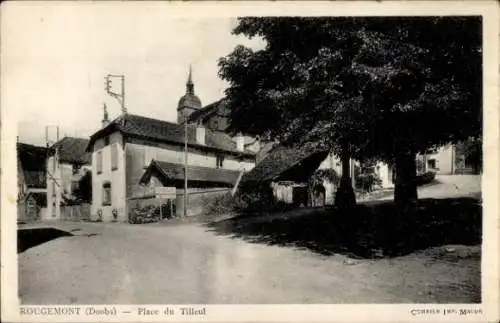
(86, 71, 256, 221)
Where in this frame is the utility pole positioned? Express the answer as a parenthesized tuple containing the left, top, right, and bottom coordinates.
(45, 125, 60, 219)
(105, 74, 127, 114)
(184, 116, 188, 217)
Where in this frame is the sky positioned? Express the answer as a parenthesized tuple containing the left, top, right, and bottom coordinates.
(2, 3, 264, 146)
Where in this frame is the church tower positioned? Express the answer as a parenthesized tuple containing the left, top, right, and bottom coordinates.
(177, 65, 202, 124)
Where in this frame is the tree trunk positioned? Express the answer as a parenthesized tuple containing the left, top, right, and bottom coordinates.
(334, 142, 356, 209)
(394, 151, 418, 215)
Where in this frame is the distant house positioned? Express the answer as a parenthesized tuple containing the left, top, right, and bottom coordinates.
(46, 137, 92, 220)
(424, 143, 479, 175)
(86, 71, 256, 221)
(17, 142, 48, 221)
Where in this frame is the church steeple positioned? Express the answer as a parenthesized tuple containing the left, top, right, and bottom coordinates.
(177, 64, 202, 124)
(186, 64, 194, 94)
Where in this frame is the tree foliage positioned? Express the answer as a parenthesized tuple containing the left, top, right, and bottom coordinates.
(219, 17, 482, 212)
(73, 170, 92, 203)
(219, 17, 481, 159)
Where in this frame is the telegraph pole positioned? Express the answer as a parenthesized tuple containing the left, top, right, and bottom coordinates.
(45, 125, 60, 219)
(105, 74, 127, 114)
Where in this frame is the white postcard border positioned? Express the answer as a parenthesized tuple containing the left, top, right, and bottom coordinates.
(1, 1, 499, 322)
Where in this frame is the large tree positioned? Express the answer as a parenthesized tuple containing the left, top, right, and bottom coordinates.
(219, 17, 481, 214)
(73, 170, 92, 203)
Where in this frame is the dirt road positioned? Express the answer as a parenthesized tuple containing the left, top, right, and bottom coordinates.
(19, 219, 480, 304)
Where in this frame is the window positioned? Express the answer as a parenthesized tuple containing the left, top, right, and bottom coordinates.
(72, 164, 81, 175)
(71, 180, 79, 193)
(427, 159, 437, 169)
(104, 136, 110, 146)
(102, 182, 111, 206)
(216, 155, 224, 169)
(96, 151, 103, 174)
(52, 182, 56, 197)
(111, 144, 118, 171)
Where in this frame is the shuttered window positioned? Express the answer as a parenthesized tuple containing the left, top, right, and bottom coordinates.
(103, 182, 111, 206)
(97, 151, 103, 174)
(111, 144, 118, 171)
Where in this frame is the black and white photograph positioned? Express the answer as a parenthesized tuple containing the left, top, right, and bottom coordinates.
(1, 1, 499, 322)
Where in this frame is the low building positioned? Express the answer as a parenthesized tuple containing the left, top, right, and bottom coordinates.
(240, 143, 333, 207)
(139, 160, 243, 217)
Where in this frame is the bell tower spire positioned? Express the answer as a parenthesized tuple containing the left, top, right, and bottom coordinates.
(186, 64, 194, 94)
(177, 64, 202, 124)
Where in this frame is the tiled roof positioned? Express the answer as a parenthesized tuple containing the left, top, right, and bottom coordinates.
(17, 143, 48, 171)
(50, 137, 91, 164)
(17, 143, 48, 188)
(178, 93, 202, 110)
(88, 114, 255, 157)
(187, 99, 225, 124)
(140, 160, 242, 187)
(241, 144, 329, 184)
(22, 170, 47, 188)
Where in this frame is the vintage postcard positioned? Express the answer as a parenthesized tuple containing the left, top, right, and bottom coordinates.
(1, 1, 499, 322)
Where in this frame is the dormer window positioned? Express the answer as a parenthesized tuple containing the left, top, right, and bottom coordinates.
(72, 164, 81, 175)
(111, 143, 118, 171)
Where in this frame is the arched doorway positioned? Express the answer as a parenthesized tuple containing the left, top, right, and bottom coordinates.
(312, 185, 326, 207)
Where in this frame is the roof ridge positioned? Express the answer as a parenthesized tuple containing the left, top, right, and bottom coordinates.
(126, 113, 178, 126)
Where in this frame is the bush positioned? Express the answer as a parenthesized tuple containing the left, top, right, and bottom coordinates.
(354, 160, 383, 193)
(129, 204, 161, 224)
(204, 185, 278, 216)
(236, 189, 275, 213)
(204, 192, 238, 216)
(356, 173, 382, 193)
(416, 171, 436, 186)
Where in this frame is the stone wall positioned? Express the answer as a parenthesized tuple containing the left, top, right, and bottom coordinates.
(175, 188, 231, 217)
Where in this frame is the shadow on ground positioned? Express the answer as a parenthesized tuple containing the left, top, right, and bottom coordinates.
(206, 197, 482, 259)
(18, 228, 74, 253)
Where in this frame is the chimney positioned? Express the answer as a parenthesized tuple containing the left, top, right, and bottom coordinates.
(235, 132, 244, 152)
(195, 124, 205, 145)
(101, 103, 110, 128)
